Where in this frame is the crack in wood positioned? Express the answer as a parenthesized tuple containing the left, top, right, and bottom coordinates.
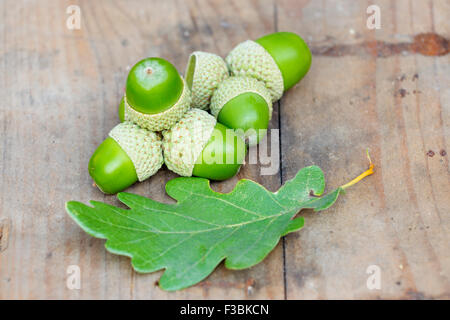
(311, 33, 449, 58)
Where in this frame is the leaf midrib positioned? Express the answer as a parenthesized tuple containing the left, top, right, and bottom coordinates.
(76, 188, 329, 239)
(86, 200, 291, 235)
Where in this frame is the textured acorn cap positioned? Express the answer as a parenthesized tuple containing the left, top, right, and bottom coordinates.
(162, 109, 216, 177)
(109, 122, 164, 181)
(225, 40, 284, 102)
(210, 76, 273, 119)
(185, 51, 229, 110)
(124, 77, 192, 132)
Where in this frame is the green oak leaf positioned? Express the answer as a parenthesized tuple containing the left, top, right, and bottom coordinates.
(66, 166, 344, 291)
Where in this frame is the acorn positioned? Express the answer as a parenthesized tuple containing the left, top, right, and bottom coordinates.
(226, 32, 312, 101)
(184, 51, 229, 110)
(123, 57, 191, 131)
(89, 122, 164, 194)
(210, 77, 272, 145)
(163, 109, 246, 181)
(118, 96, 125, 122)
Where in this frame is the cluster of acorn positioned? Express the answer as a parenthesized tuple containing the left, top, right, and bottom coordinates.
(89, 32, 312, 194)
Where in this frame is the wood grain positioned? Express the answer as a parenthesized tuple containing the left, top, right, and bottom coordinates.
(278, 0, 449, 299)
(0, 0, 448, 299)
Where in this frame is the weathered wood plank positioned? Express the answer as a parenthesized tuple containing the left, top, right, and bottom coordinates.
(278, 0, 449, 299)
(0, 0, 283, 299)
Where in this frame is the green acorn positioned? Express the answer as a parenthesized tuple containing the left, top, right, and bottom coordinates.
(226, 32, 312, 101)
(118, 96, 125, 122)
(184, 51, 229, 110)
(210, 77, 272, 145)
(123, 57, 191, 131)
(89, 122, 164, 194)
(163, 109, 246, 181)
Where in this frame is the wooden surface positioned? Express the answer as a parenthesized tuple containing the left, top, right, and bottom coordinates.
(0, 0, 449, 299)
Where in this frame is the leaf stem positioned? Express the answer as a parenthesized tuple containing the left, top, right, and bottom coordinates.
(340, 149, 374, 190)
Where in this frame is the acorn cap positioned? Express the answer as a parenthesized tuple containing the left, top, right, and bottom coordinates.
(124, 78, 192, 131)
(225, 40, 284, 102)
(109, 122, 164, 181)
(162, 109, 216, 177)
(210, 76, 273, 119)
(185, 51, 229, 110)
